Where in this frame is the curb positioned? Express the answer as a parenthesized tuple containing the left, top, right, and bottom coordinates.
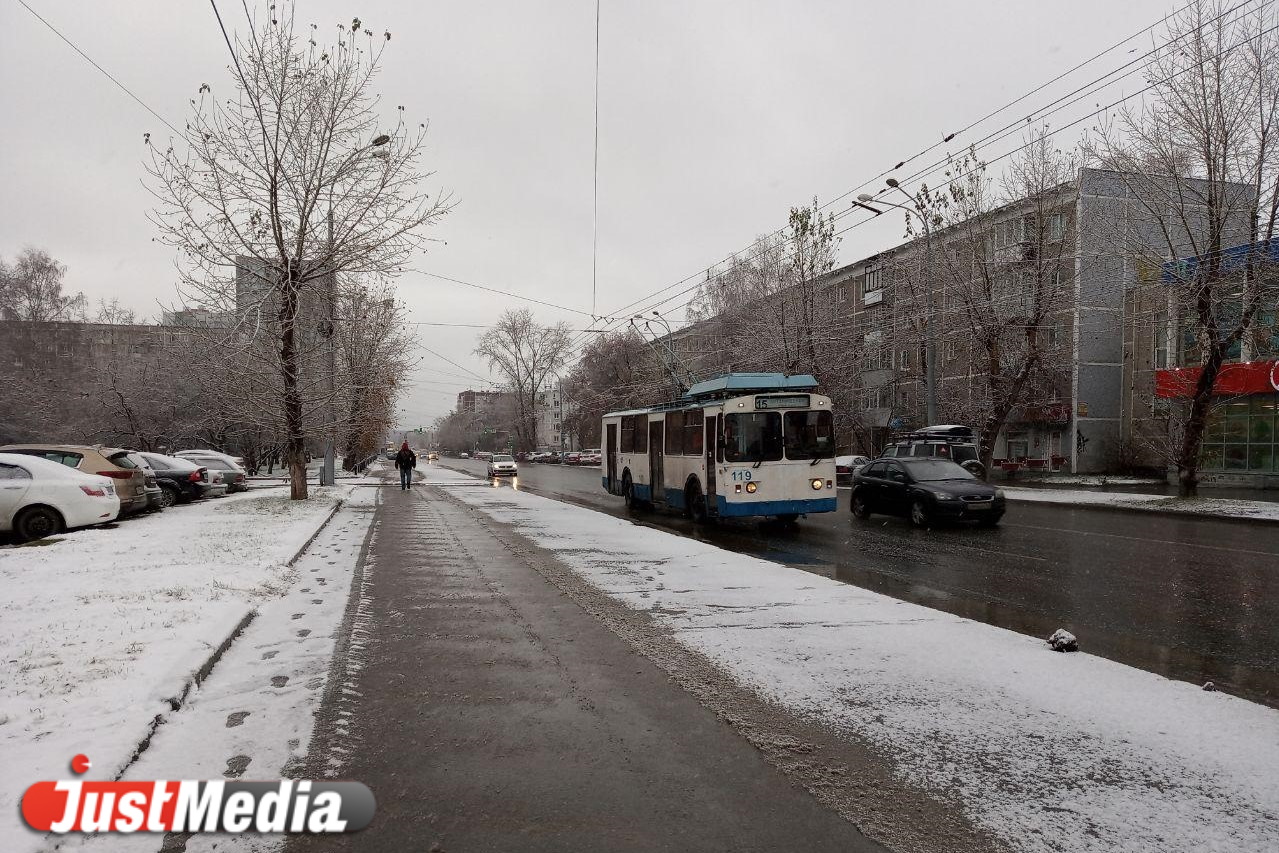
(110, 494, 348, 781)
(1004, 493, 1279, 526)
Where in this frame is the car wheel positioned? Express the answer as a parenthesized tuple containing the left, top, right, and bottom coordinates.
(158, 485, 178, 508)
(910, 499, 931, 528)
(851, 493, 871, 519)
(15, 506, 64, 542)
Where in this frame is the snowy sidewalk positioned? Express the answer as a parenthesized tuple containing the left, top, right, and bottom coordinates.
(422, 466, 1279, 853)
(1003, 485, 1279, 522)
(1, 485, 352, 853)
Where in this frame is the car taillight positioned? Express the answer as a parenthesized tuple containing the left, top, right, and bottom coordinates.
(188, 470, 202, 482)
(96, 470, 134, 480)
(80, 485, 107, 497)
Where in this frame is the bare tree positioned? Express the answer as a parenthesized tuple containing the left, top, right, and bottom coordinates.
(562, 328, 666, 443)
(896, 133, 1079, 471)
(93, 298, 138, 325)
(1087, 0, 1279, 495)
(0, 248, 86, 322)
(474, 309, 572, 452)
(146, 3, 449, 499)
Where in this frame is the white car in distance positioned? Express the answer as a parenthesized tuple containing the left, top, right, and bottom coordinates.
(0, 452, 121, 541)
(487, 454, 519, 478)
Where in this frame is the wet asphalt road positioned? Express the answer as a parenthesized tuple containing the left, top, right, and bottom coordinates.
(438, 459, 1279, 708)
(291, 482, 890, 853)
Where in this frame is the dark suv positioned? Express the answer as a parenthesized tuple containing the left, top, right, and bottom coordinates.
(879, 425, 986, 478)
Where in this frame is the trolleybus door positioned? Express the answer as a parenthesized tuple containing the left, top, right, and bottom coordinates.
(704, 415, 717, 511)
(649, 420, 664, 505)
(605, 422, 618, 493)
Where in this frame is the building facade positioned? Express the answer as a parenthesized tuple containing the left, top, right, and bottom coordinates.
(666, 168, 1259, 477)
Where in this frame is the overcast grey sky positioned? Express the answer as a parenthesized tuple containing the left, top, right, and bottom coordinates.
(1, 0, 1175, 426)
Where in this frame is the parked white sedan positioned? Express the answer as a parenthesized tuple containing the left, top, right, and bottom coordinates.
(0, 452, 121, 541)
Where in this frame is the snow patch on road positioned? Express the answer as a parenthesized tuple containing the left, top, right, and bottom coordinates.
(1, 487, 348, 853)
(1004, 486, 1279, 521)
(425, 466, 1279, 853)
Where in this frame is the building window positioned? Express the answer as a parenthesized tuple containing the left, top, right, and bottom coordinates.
(945, 339, 958, 361)
(899, 350, 910, 371)
(1153, 311, 1169, 369)
(864, 268, 882, 296)
(1048, 212, 1065, 242)
(835, 282, 848, 303)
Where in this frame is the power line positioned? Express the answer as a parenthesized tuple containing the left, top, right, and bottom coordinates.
(407, 268, 611, 320)
(416, 341, 491, 383)
(565, 0, 1277, 363)
(592, 0, 601, 316)
(16, 0, 184, 137)
(566, 0, 1269, 353)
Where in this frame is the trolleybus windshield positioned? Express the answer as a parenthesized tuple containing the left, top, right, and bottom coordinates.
(724, 412, 784, 463)
(784, 410, 834, 459)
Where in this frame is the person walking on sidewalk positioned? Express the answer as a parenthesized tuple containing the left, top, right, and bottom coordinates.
(394, 442, 417, 490)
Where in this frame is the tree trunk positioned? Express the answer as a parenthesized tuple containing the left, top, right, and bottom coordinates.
(1174, 351, 1224, 499)
(279, 260, 309, 500)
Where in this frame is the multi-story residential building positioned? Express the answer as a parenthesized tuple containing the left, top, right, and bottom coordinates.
(534, 380, 580, 451)
(456, 389, 507, 415)
(667, 168, 1256, 476)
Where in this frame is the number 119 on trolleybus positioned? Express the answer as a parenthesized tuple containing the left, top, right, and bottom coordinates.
(601, 373, 837, 524)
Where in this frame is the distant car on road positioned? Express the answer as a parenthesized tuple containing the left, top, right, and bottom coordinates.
(562, 451, 583, 465)
(835, 455, 871, 485)
(427, 452, 439, 461)
(0, 452, 120, 541)
(487, 454, 518, 478)
(459, 452, 470, 459)
(0, 444, 151, 516)
(851, 457, 1005, 527)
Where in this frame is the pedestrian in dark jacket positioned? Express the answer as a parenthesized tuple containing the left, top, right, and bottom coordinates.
(394, 442, 417, 490)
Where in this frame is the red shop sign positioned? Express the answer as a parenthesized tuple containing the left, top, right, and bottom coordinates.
(1155, 359, 1279, 398)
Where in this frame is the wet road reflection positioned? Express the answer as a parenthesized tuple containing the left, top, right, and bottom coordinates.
(435, 459, 1279, 708)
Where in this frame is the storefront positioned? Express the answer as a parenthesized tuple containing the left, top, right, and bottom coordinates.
(1155, 359, 1279, 481)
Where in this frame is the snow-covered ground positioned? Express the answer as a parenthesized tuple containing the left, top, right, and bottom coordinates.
(1004, 486, 1279, 521)
(1, 485, 352, 853)
(60, 485, 379, 853)
(428, 467, 1279, 853)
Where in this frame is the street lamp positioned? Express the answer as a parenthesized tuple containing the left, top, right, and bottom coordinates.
(856, 183, 939, 427)
(320, 133, 394, 487)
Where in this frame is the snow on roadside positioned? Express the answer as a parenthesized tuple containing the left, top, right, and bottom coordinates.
(64, 485, 379, 853)
(1003, 486, 1279, 521)
(1, 486, 348, 853)
(427, 468, 1279, 853)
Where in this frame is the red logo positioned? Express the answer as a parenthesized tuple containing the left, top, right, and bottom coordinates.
(21, 757, 375, 834)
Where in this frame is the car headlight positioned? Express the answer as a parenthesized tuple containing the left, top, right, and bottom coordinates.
(934, 491, 957, 500)
(994, 489, 1005, 499)
(810, 478, 823, 490)
(745, 481, 758, 493)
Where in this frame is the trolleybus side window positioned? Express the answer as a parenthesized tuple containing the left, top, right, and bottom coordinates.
(783, 410, 834, 459)
(723, 412, 783, 463)
(665, 411, 684, 455)
(620, 415, 647, 453)
(684, 409, 703, 456)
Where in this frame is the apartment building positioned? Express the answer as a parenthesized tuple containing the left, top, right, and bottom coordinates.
(669, 168, 1256, 475)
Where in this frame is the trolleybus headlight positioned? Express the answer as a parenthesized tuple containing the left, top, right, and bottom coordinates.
(810, 478, 823, 490)
(745, 481, 758, 493)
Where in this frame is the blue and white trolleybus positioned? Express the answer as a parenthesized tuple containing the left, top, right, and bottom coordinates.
(601, 373, 837, 523)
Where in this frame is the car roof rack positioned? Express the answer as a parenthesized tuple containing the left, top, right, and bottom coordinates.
(891, 424, 976, 441)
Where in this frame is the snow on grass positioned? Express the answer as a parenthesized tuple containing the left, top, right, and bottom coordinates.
(64, 486, 378, 853)
(424, 467, 1279, 853)
(1004, 486, 1279, 521)
(1, 487, 348, 852)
